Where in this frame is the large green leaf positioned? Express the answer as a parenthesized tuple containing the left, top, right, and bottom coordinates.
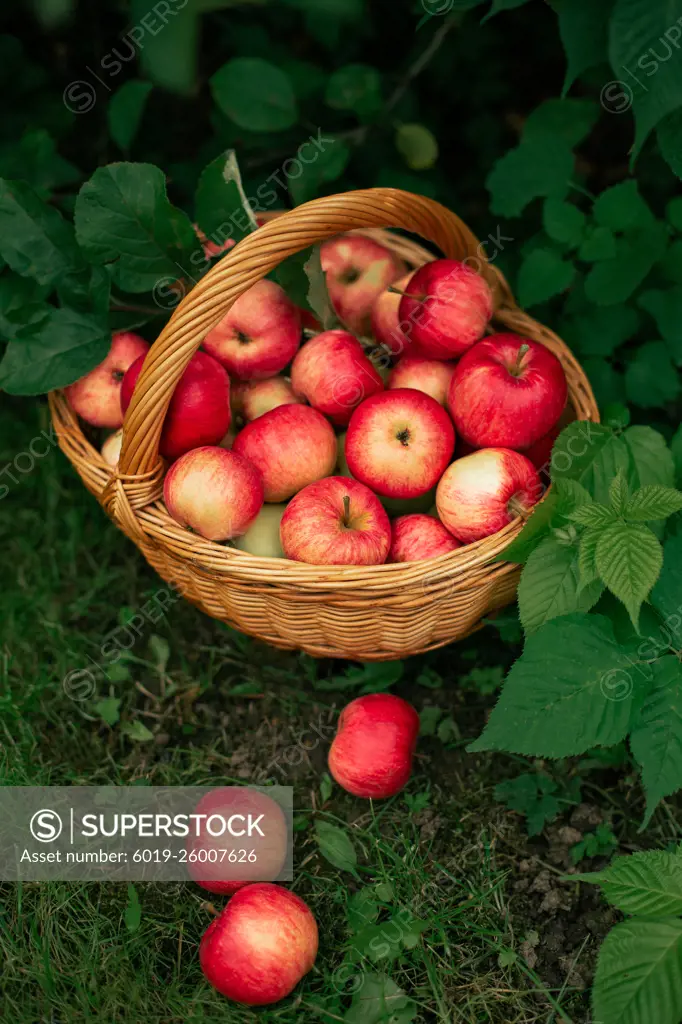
(211, 58, 298, 132)
(486, 138, 574, 217)
(517, 535, 604, 633)
(496, 491, 559, 564)
(550, 422, 632, 505)
(542, 197, 586, 245)
(108, 80, 153, 153)
(638, 287, 682, 364)
(74, 162, 200, 294)
(626, 486, 682, 522)
(195, 150, 258, 248)
(595, 522, 663, 629)
(468, 614, 646, 757)
(517, 248, 575, 307)
(561, 304, 639, 357)
(593, 918, 682, 1024)
(557, 0, 614, 94)
(658, 108, 682, 181)
(0, 130, 80, 199)
(573, 846, 682, 915)
(344, 973, 417, 1024)
(650, 534, 682, 645)
(585, 224, 668, 305)
(314, 821, 357, 873)
(593, 180, 655, 231)
(624, 426, 675, 489)
(609, 0, 682, 159)
(0, 178, 84, 287)
(630, 658, 682, 827)
(625, 342, 681, 409)
(0, 307, 110, 394)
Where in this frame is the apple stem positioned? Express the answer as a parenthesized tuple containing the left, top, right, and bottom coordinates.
(511, 343, 530, 377)
(342, 494, 351, 527)
(202, 902, 220, 917)
(388, 286, 427, 300)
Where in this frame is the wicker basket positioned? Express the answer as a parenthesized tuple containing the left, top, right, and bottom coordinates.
(49, 189, 599, 661)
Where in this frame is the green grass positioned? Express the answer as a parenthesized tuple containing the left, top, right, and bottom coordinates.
(1, 396, 661, 1023)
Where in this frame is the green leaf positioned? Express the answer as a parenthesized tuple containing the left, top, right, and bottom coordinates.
(672, 426, 682, 487)
(583, 357, 626, 409)
(558, 0, 614, 94)
(0, 307, 110, 394)
(650, 534, 682, 646)
(0, 130, 80, 199)
(517, 248, 575, 307)
(468, 614, 646, 757)
(287, 135, 351, 205)
(121, 721, 154, 743)
(0, 178, 84, 287)
(585, 223, 668, 305)
(593, 180, 654, 231)
(497, 492, 558, 564)
(542, 198, 586, 245)
(325, 64, 382, 117)
(314, 821, 358, 873)
(0, 273, 50, 341)
(74, 162, 200, 294)
(124, 883, 142, 933)
(305, 246, 341, 330)
(494, 773, 562, 836)
(419, 706, 443, 738)
(344, 973, 417, 1024)
(624, 426, 675, 489)
(563, 303, 637, 360)
(595, 522, 663, 629)
(195, 150, 258, 247)
(577, 225, 617, 262)
(483, 0, 530, 19)
(667, 198, 682, 232)
(524, 98, 600, 147)
(630, 659, 682, 827)
(486, 137, 574, 218)
(94, 697, 121, 726)
(210, 58, 298, 132)
(626, 486, 682, 522)
(638, 287, 682, 364)
(609, 468, 629, 513)
(625, 341, 681, 409)
(578, 526, 603, 586)
(568, 503, 617, 527)
(592, 918, 682, 1024)
(395, 124, 438, 171)
(551, 421, 632, 505)
(658, 108, 682, 180)
(517, 535, 604, 633)
(609, 0, 682, 159)
(108, 80, 153, 152)
(347, 888, 379, 932)
(319, 772, 333, 804)
(573, 846, 682, 915)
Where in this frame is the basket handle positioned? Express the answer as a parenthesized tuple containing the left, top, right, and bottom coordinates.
(118, 188, 512, 478)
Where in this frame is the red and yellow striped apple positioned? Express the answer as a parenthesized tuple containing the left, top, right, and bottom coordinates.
(328, 694, 419, 798)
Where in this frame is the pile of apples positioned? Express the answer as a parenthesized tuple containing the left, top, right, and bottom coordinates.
(69, 233, 569, 565)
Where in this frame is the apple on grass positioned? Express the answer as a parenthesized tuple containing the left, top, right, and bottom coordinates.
(448, 333, 568, 450)
(66, 331, 149, 428)
(436, 447, 542, 544)
(345, 388, 455, 499)
(328, 694, 419, 798)
(290, 329, 383, 427)
(232, 404, 337, 502)
(233, 504, 287, 557)
(187, 788, 288, 895)
(233, 376, 303, 422)
(121, 350, 231, 461)
(164, 446, 263, 541)
(388, 354, 456, 406)
(336, 431, 436, 515)
(280, 476, 391, 566)
(370, 271, 417, 356)
(203, 279, 302, 380)
(200, 883, 318, 1006)
(321, 234, 406, 335)
(398, 259, 492, 359)
(390, 513, 461, 562)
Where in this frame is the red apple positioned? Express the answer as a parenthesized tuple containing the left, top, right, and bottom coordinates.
(290, 329, 383, 427)
(389, 513, 461, 563)
(521, 420, 562, 473)
(66, 331, 149, 428)
(436, 447, 542, 544)
(336, 430, 436, 515)
(321, 234, 406, 335)
(200, 883, 318, 1006)
(203, 280, 302, 380)
(187, 788, 288, 895)
(121, 350, 231, 461)
(164, 446, 263, 541)
(370, 271, 416, 356)
(328, 694, 419, 798)
(398, 259, 492, 359)
(232, 404, 337, 502)
(388, 355, 456, 406)
(448, 334, 567, 450)
(280, 476, 391, 565)
(345, 389, 455, 499)
(236, 376, 304, 422)
(101, 429, 123, 468)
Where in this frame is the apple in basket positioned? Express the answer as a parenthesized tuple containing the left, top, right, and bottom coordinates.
(232, 404, 337, 502)
(279, 476, 391, 565)
(66, 331, 149, 428)
(335, 430, 436, 515)
(290, 329, 383, 427)
(233, 504, 287, 557)
(328, 694, 420, 798)
(370, 271, 417, 356)
(121, 350, 231, 461)
(388, 354, 456, 407)
(320, 234, 406, 335)
(436, 447, 542, 544)
(101, 429, 123, 468)
(448, 334, 567, 450)
(200, 883, 318, 1006)
(389, 513, 461, 563)
(164, 446, 263, 541)
(233, 376, 303, 422)
(202, 280, 302, 380)
(398, 259, 492, 359)
(345, 389, 455, 499)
